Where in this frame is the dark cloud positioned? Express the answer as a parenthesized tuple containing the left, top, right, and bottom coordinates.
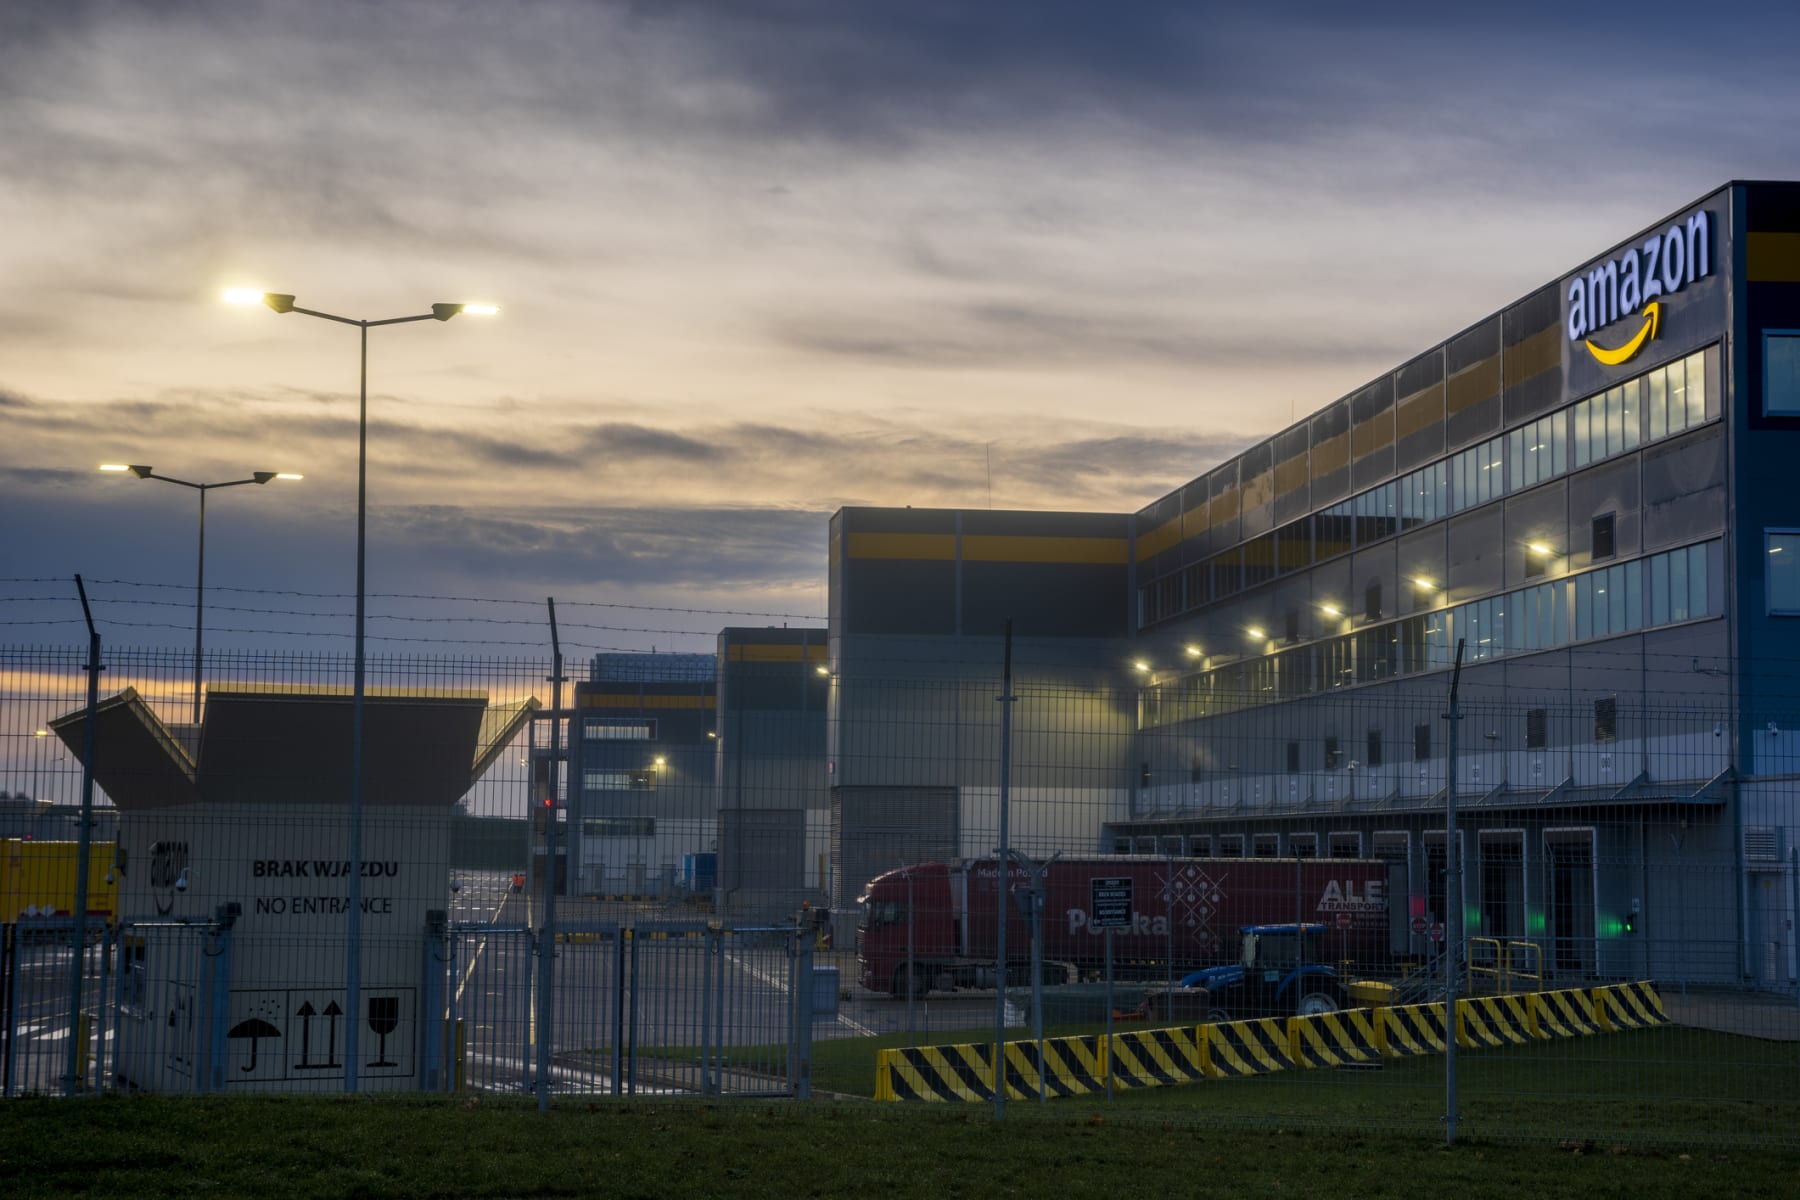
(577, 423, 724, 463)
(775, 301, 1417, 372)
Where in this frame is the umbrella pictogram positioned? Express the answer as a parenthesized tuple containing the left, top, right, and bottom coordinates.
(227, 1018, 282, 1072)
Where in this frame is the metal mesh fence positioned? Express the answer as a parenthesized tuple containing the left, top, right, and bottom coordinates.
(3, 641, 1800, 1147)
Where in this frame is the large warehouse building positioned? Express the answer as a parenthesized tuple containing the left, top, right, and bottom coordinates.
(825, 180, 1800, 990)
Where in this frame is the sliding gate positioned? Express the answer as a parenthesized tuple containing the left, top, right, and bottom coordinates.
(447, 920, 814, 1098)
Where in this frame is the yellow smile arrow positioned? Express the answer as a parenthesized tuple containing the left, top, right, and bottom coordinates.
(1585, 300, 1661, 366)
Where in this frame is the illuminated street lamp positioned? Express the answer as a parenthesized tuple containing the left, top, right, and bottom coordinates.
(99, 464, 302, 724)
(225, 288, 495, 1092)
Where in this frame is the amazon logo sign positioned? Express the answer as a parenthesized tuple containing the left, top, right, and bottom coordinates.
(1566, 210, 1712, 366)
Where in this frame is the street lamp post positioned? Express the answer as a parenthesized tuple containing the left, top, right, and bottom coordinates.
(226, 288, 495, 1092)
(99, 464, 301, 724)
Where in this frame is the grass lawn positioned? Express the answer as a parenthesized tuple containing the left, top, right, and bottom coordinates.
(810, 1022, 1800, 1145)
(4, 1092, 1800, 1200)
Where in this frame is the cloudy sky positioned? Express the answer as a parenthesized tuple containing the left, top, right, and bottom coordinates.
(6, 0, 1800, 664)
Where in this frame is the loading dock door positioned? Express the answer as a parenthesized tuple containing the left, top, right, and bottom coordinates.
(1545, 829, 1596, 978)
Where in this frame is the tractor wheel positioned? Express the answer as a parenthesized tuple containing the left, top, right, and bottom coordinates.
(1296, 989, 1342, 1016)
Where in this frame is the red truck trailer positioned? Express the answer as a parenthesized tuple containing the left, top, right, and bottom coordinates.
(856, 855, 1399, 998)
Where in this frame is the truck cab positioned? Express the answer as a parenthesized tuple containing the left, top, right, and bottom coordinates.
(1177, 923, 1344, 1020)
(856, 861, 960, 997)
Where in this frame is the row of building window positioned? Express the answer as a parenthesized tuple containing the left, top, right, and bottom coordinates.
(583, 769, 658, 790)
(1141, 346, 1718, 627)
(1139, 540, 1719, 727)
(583, 817, 656, 838)
(1110, 831, 1409, 859)
(584, 719, 657, 740)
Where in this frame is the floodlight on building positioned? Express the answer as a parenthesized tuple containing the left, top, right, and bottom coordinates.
(1184, 645, 1202, 657)
(1245, 627, 1264, 640)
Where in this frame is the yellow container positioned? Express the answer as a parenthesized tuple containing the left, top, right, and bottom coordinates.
(1347, 979, 1395, 1008)
(0, 839, 118, 924)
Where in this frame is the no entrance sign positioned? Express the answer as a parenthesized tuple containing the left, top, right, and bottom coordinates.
(1090, 877, 1133, 929)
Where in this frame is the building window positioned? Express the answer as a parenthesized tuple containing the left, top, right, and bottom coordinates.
(1770, 531, 1800, 614)
(1593, 697, 1617, 743)
(1329, 832, 1362, 858)
(1414, 723, 1431, 761)
(1364, 580, 1383, 620)
(1526, 708, 1547, 749)
(1186, 834, 1214, 857)
(1284, 608, 1300, 643)
(1508, 413, 1567, 491)
(1324, 736, 1341, 770)
(1649, 348, 1708, 436)
(1290, 834, 1318, 858)
(1650, 541, 1712, 624)
(1217, 835, 1244, 858)
(1286, 741, 1300, 774)
(1572, 382, 1641, 468)
(1253, 833, 1280, 858)
(1592, 513, 1616, 561)
(1766, 332, 1800, 416)
(1524, 545, 1546, 579)
(584, 719, 656, 740)
(1366, 729, 1383, 767)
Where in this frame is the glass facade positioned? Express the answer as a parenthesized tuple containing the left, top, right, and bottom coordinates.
(1140, 345, 1718, 628)
(1140, 539, 1721, 727)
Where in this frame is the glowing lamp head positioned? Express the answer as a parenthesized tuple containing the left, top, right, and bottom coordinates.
(432, 302, 501, 321)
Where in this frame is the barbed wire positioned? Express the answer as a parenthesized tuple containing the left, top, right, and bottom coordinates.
(0, 578, 824, 621)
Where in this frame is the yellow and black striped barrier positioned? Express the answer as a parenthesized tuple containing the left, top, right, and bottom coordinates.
(1593, 981, 1669, 1031)
(998, 1036, 1107, 1098)
(1291, 1007, 1383, 1068)
(872, 981, 1671, 1102)
(1201, 1018, 1293, 1078)
(1534, 988, 1599, 1037)
(1382, 1002, 1449, 1057)
(1108, 1027, 1205, 1088)
(1456, 994, 1537, 1048)
(876, 1043, 996, 1102)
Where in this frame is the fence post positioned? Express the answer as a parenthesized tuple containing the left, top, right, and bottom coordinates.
(3, 923, 16, 1098)
(627, 930, 639, 1095)
(197, 904, 239, 1094)
(65, 575, 103, 1096)
(795, 926, 813, 1101)
(700, 926, 716, 1096)
(421, 909, 447, 1092)
(612, 929, 625, 1097)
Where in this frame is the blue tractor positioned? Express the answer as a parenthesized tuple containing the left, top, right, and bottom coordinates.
(1179, 923, 1345, 1021)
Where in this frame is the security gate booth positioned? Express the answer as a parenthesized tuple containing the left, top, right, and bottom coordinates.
(50, 684, 534, 1093)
